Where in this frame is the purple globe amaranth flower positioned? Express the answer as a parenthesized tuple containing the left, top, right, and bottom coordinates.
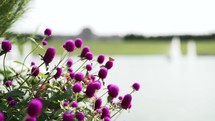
(0, 112, 4, 121)
(44, 28, 52, 36)
(101, 106, 110, 119)
(31, 61, 36, 66)
(85, 82, 96, 98)
(63, 112, 74, 121)
(93, 81, 102, 90)
(43, 47, 56, 64)
(67, 59, 73, 67)
(121, 94, 132, 109)
(95, 98, 102, 110)
(63, 40, 75, 52)
(75, 112, 85, 121)
(7, 96, 13, 102)
(105, 61, 113, 70)
(69, 72, 75, 79)
(25, 115, 36, 121)
(68, 68, 73, 72)
(9, 100, 17, 107)
(86, 64, 92, 71)
(132, 82, 140, 91)
(97, 54, 105, 64)
(64, 101, 69, 106)
(85, 52, 93, 60)
(74, 72, 84, 81)
(80, 46, 90, 57)
(118, 96, 123, 100)
(104, 117, 111, 121)
(42, 40, 48, 46)
(75, 38, 83, 48)
(72, 83, 82, 93)
(108, 84, 119, 98)
(1, 40, 12, 52)
(27, 99, 43, 117)
(5, 80, 12, 87)
(53, 67, 62, 79)
(31, 66, 40, 77)
(71, 101, 78, 108)
(62, 86, 67, 91)
(98, 67, 108, 79)
(93, 81, 101, 90)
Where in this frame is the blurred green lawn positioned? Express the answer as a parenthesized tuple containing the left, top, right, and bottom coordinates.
(27, 39, 215, 55)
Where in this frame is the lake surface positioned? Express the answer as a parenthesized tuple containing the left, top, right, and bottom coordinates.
(107, 55, 215, 121)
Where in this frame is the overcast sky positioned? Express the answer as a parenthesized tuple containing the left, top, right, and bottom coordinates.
(11, 0, 215, 36)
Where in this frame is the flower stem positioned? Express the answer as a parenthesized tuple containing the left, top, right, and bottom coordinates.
(111, 109, 123, 118)
(74, 60, 87, 73)
(3, 53, 7, 80)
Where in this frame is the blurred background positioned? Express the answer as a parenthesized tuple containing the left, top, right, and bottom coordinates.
(1, 0, 215, 121)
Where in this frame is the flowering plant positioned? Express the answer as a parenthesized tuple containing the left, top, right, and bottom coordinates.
(0, 28, 140, 121)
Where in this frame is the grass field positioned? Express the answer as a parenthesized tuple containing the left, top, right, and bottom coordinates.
(19, 39, 215, 55)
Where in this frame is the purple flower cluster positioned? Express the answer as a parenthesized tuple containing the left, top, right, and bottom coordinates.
(1, 40, 12, 52)
(27, 99, 43, 117)
(63, 40, 75, 52)
(43, 47, 56, 64)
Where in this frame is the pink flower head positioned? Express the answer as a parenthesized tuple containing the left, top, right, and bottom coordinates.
(31, 66, 40, 77)
(80, 46, 90, 57)
(1, 40, 12, 52)
(75, 38, 83, 48)
(27, 99, 43, 117)
(53, 67, 62, 79)
(63, 40, 75, 52)
(43, 47, 56, 64)
(63, 112, 74, 121)
(44, 28, 52, 36)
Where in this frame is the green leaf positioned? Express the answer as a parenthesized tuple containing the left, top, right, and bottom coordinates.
(4, 90, 24, 98)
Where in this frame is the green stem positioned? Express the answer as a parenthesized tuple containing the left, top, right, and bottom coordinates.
(21, 44, 39, 72)
(98, 91, 107, 99)
(3, 53, 7, 80)
(74, 60, 87, 73)
(111, 109, 123, 118)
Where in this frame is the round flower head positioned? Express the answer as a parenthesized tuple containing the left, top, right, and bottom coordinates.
(31, 66, 40, 77)
(118, 96, 123, 100)
(72, 83, 82, 93)
(74, 72, 84, 81)
(97, 54, 105, 64)
(71, 101, 78, 108)
(85, 82, 96, 98)
(63, 40, 75, 52)
(68, 68, 73, 72)
(98, 67, 108, 79)
(105, 61, 113, 70)
(108, 84, 119, 98)
(80, 46, 90, 57)
(5, 80, 12, 87)
(54, 67, 62, 79)
(64, 101, 69, 106)
(44, 28, 52, 36)
(42, 40, 48, 46)
(86, 64, 92, 71)
(7, 96, 13, 102)
(27, 99, 43, 117)
(0, 112, 4, 121)
(75, 112, 85, 121)
(25, 115, 36, 121)
(93, 81, 101, 90)
(67, 59, 73, 67)
(101, 106, 110, 119)
(1, 40, 12, 52)
(70, 72, 75, 79)
(94, 98, 102, 110)
(43, 47, 56, 64)
(85, 52, 93, 60)
(9, 100, 17, 107)
(63, 112, 74, 121)
(132, 82, 140, 91)
(121, 94, 132, 109)
(104, 117, 111, 121)
(62, 86, 67, 91)
(31, 61, 36, 66)
(75, 38, 83, 48)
